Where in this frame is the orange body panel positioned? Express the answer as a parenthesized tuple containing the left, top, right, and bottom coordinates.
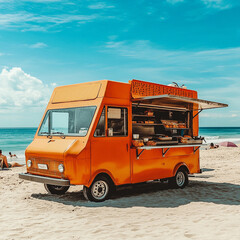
(25, 80, 202, 187)
(131, 148, 200, 183)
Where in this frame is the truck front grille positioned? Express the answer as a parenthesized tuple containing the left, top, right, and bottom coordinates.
(27, 157, 64, 178)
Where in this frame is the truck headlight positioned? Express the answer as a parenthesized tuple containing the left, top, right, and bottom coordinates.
(27, 160, 32, 168)
(58, 164, 64, 173)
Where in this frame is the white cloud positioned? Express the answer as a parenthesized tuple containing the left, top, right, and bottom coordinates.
(0, 0, 66, 3)
(201, 112, 238, 118)
(29, 42, 47, 48)
(166, 0, 234, 10)
(103, 40, 240, 108)
(0, 12, 98, 31)
(104, 40, 240, 65)
(0, 67, 55, 111)
(201, 0, 231, 9)
(26, 0, 63, 2)
(88, 2, 115, 10)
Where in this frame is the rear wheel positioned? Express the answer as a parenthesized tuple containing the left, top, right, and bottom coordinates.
(170, 168, 188, 189)
(83, 176, 112, 202)
(44, 184, 69, 195)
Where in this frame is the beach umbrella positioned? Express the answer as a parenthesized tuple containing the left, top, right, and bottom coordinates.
(219, 141, 238, 147)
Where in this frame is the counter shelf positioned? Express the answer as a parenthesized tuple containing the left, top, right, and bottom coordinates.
(163, 127, 189, 130)
(134, 143, 207, 159)
(132, 123, 164, 126)
(132, 114, 155, 118)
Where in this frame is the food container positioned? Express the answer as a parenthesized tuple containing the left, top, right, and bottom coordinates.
(133, 134, 139, 139)
(145, 111, 154, 116)
(179, 137, 188, 144)
(159, 137, 172, 141)
(179, 123, 186, 128)
(143, 138, 149, 143)
(145, 120, 154, 124)
(146, 141, 157, 146)
(108, 128, 113, 136)
(132, 140, 144, 147)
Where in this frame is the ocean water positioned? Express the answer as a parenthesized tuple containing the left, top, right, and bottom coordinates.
(0, 128, 37, 164)
(199, 127, 240, 144)
(0, 127, 240, 164)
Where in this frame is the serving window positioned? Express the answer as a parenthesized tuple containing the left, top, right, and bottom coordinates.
(132, 105, 190, 138)
(130, 103, 199, 147)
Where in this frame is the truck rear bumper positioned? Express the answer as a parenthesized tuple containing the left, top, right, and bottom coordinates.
(19, 173, 70, 186)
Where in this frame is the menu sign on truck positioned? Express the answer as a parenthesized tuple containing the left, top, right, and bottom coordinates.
(130, 79, 198, 99)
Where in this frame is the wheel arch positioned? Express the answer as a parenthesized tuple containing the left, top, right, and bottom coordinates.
(86, 170, 116, 188)
(173, 162, 190, 176)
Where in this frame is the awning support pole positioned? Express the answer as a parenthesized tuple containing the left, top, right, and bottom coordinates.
(162, 148, 170, 157)
(136, 149, 145, 159)
(193, 146, 200, 153)
(193, 109, 203, 119)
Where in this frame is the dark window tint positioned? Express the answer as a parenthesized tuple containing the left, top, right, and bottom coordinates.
(94, 107, 106, 137)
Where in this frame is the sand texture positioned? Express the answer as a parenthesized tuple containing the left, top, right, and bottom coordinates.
(0, 147, 240, 240)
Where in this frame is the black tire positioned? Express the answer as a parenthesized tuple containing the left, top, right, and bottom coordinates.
(170, 168, 189, 189)
(44, 184, 70, 195)
(83, 176, 113, 202)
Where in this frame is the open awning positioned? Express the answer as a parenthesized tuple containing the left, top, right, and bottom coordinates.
(132, 94, 228, 111)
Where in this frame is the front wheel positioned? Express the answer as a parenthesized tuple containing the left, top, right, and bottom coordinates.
(44, 184, 70, 195)
(83, 176, 112, 202)
(170, 169, 189, 189)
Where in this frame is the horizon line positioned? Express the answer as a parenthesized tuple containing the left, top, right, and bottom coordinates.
(0, 126, 240, 129)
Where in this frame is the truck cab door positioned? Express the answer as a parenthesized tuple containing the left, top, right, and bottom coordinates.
(91, 106, 131, 185)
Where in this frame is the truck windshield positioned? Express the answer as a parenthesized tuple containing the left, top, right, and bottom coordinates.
(38, 106, 96, 136)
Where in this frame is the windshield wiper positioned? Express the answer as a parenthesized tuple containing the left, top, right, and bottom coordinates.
(51, 131, 64, 135)
(40, 132, 52, 138)
(51, 131, 66, 139)
(41, 131, 66, 138)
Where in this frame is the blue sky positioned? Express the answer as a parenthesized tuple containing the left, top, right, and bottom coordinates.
(0, 0, 239, 127)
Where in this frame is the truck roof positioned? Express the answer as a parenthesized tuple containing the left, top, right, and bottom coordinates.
(50, 79, 198, 104)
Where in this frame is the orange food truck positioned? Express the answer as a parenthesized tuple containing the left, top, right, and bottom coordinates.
(19, 80, 227, 202)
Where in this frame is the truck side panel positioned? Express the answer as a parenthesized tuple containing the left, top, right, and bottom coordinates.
(131, 148, 200, 183)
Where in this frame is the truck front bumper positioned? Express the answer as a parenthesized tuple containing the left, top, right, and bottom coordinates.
(19, 173, 70, 186)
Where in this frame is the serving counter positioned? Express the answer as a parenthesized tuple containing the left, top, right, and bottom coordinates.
(134, 143, 207, 159)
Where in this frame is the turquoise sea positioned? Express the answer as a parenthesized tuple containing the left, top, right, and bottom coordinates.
(0, 128, 37, 164)
(0, 127, 240, 164)
(199, 127, 240, 144)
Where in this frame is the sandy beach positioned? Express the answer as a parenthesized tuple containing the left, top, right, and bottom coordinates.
(0, 147, 239, 240)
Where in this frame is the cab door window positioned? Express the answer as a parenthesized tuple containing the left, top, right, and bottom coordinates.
(107, 107, 128, 136)
(94, 107, 106, 137)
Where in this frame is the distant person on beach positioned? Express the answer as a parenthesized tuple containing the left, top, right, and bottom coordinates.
(9, 152, 18, 158)
(0, 150, 23, 169)
(210, 143, 219, 149)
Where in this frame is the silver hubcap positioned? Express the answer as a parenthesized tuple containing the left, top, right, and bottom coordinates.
(91, 180, 109, 200)
(176, 171, 185, 187)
